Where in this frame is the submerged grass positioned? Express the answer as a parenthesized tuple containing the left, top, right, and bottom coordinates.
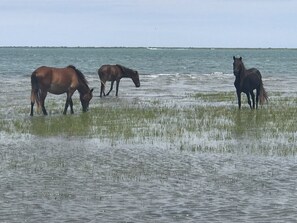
(1, 92, 297, 156)
(193, 91, 235, 102)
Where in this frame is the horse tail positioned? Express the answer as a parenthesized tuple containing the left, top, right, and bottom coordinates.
(30, 71, 41, 109)
(259, 80, 268, 105)
(97, 67, 104, 81)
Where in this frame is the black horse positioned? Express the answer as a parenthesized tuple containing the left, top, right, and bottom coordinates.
(233, 56, 268, 109)
(98, 64, 140, 97)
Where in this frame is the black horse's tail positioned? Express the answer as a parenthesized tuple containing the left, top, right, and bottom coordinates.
(30, 71, 41, 109)
(259, 80, 268, 105)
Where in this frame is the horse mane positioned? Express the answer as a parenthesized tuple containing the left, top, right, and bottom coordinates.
(116, 64, 136, 75)
(240, 60, 247, 73)
(67, 65, 88, 86)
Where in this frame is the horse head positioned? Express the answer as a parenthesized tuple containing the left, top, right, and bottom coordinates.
(80, 88, 94, 112)
(233, 56, 243, 77)
(131, 70, 140, 88)
(117, 64, 140, 88)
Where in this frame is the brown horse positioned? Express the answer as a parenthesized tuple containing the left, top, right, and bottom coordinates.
(98, 64, 140, 97)
(30, 65, 93, 116)
(233, 56, 268, 109)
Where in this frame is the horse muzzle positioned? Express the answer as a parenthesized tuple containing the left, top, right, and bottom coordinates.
(82, 106, 89, 112)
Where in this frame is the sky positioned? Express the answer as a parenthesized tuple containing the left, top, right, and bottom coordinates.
(0, 0, 296, 48)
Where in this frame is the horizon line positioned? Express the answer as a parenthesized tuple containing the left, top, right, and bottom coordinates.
(1, 46, 297, 50)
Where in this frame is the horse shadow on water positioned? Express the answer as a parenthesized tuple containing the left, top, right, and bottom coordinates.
(98, 64, 140, 97)
(233, 56, 268, 109)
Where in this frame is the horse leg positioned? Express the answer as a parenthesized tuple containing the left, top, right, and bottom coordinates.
(236, 90, 241, 109)
(100, 81, 105, 97)
(63, 97, 72, 115)
(106, 81, 114, 96)
(30, 89, 36, 116)
(115, 80, 120, 97)
(246, 93, 252, 109)
(41, 105, 48, 115)
(256, 88, 260, 109)
(250, 91, 255, 109)
(40, 92, 48, 115)
(63, 93, 71, 115)
(69, 98, 74, 114)
(30, 102, 34, 116)
(64, 91, 75, 115)
(63, 97, 70, 115)
(30, 91, 35, 116)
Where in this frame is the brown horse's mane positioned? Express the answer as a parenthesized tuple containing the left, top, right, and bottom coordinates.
(67, 65, 88, 86)
(116, 64, 136, 75)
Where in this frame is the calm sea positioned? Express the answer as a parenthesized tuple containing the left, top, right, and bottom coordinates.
(1, 47, 297, 94)
(1, 47, 297, 77)
(1, 47, 297, 222)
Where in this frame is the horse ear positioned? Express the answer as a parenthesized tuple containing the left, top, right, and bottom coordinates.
(239, 57, 242, 60)
(233, 56, 236, 60)
(90, 88, 94, 93)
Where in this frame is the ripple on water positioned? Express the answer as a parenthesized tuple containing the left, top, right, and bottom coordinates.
(1, 134, 297, 222)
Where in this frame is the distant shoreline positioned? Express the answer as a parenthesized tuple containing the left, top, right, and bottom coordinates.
(0, 46, 296, 50)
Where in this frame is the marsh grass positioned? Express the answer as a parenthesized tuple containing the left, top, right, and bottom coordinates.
(193, 92, 235, 102)
(1, 92, 297, 156)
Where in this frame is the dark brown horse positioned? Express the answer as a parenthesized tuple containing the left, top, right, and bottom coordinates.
(98, 64, 140, 97)
(30, 65, 93, 116)
(233, 56, 268, 109)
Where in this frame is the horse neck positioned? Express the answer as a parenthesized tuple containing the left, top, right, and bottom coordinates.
(239, 63, 247, 79)
(121, 71, 130, 78)
(235, 63, 248, 89)
(77, 82, 89, 95)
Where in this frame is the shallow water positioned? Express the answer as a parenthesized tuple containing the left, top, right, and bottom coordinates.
(1, 135, 297, 222)
(1, 47, 297, 222)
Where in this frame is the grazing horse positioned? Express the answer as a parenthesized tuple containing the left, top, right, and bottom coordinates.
(30, 65, 93, 116)
(233, 56, 268, 109)
(98, 64, 140, 97)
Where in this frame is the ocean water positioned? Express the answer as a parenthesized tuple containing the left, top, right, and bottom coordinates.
(1, 47, 297, 222)
(2, 47, 297, 78)
(1, 47, 297, 96)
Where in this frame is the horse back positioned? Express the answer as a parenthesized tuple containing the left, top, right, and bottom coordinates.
(33, 66, 79, 94)
(247, 67, 262, 82)
(239, 68, 262, 91)
(246, 68, 261, 77)
(98, 65, 122, 82)
(33, 66, 54, 87)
